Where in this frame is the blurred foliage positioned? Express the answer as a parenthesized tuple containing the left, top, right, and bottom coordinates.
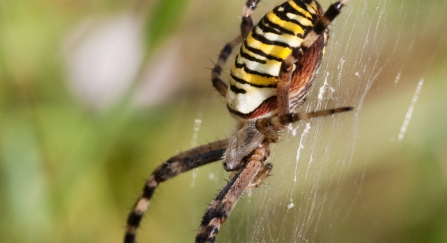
(1, 0, 447, 243)
(0, 0, 197, 242)
(145, 0, 191, 51)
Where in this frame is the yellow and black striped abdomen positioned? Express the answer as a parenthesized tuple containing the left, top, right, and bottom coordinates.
(226, 0, 322, 120)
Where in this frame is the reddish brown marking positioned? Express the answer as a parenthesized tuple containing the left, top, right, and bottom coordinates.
(289, 32, 326, 109)
(289, 6, 326, 110)
(247, 97, 277, 119)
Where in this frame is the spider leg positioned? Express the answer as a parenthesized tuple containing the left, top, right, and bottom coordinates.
(261, 107, 353, 133)
(124, 139, 228, 243)
(193, 107, 352, 243)
(211, 36, 242, 96)
(276, 0, 349, 116)
(241, 0, 262, 38)
(255, 107, 352, 142)
(196, 140, 270, 243)
(247, 163, 273, 189)
(227, 162, 273, 189)
(211, 0, 262, 96)
(301, 0, 349, 51)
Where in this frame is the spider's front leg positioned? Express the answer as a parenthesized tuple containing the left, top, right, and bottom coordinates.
(196, 140, 271, 243)
(256, 106, 353, 142)
(124, 139, 228, 243)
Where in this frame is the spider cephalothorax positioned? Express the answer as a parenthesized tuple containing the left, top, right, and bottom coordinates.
(125, 1, 351, 242)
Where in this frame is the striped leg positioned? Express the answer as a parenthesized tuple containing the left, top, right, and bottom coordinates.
(211, 36, 242, 96)
(301, 0, 349, 52)
(211, 0, 262, 96)
(124, 139, 228, 243)
(256, 107, 353, 139)
(196, 140, 271, 243)
(193, 108, 352, 243)
(276, 0, 349, 115)
(241, 0, 262, 37)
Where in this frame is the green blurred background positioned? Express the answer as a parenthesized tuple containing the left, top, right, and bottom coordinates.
(1, 0, 447, 242)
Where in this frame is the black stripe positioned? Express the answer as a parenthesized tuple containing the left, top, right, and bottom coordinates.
(230, 73, 276, 88)
(287, 0, 314, 19)
(260, 16, 295, 36)
(221, 43, 233, 56)
(124, 233, 135, 243)
(245, 0, 261, 10)
(313, 1, 343, 34)
(226, 96, 276, 118)
(229, 84, 247, 94)
(275, 5, 309, 21)
(250, 28, 291, 48)
(216, 43, 233, 63)
(234, 61, 277, 79)
(227, 103, 253, 117)
(212, 65, 222, 75)
(271, 2, 312, 30)
(243, 40, 285, 62)
(302, 0, 315, 4)
(127, 212, 143, 227)
(142, 184, 156, 199)
(239, 50, 266, 64)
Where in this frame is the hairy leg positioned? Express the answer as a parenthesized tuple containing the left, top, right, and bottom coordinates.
(196, 140, 270, 243)
(256, 106, 352, 142)
(211, 0, 262, 96)
(211, 36, 242, 96)
(125, 139, 228, 243)
(267, 106, 353, 131)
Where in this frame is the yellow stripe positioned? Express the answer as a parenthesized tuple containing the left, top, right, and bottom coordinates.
(230, 66, 277, 87)
(229, 0, 319, 89)
(288, 0, 313, 19)
(265, 12, 304, 36)
(286, 12, 313, 27)
(255, 26, 303, 48)
(246, 32, 292, 60)
(241, 44, 268, 62)
(305, 1, 319, 15)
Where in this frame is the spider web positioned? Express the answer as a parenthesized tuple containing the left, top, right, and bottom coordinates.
(138, 0, 447, 242)
(183, 0, 447, 242)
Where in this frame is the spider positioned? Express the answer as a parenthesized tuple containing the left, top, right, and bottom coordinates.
(125, 0, 351, 242)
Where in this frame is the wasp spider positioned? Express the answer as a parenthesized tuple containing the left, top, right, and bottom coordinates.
(125, 0, 351, 242)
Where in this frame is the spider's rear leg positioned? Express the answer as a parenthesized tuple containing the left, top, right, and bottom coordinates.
(211, 0, 262, 96)
(196, 140, 270, 243)
(125, 139, 228, 243)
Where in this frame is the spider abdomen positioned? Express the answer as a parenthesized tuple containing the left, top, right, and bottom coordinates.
(226, 0, 325, 120)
